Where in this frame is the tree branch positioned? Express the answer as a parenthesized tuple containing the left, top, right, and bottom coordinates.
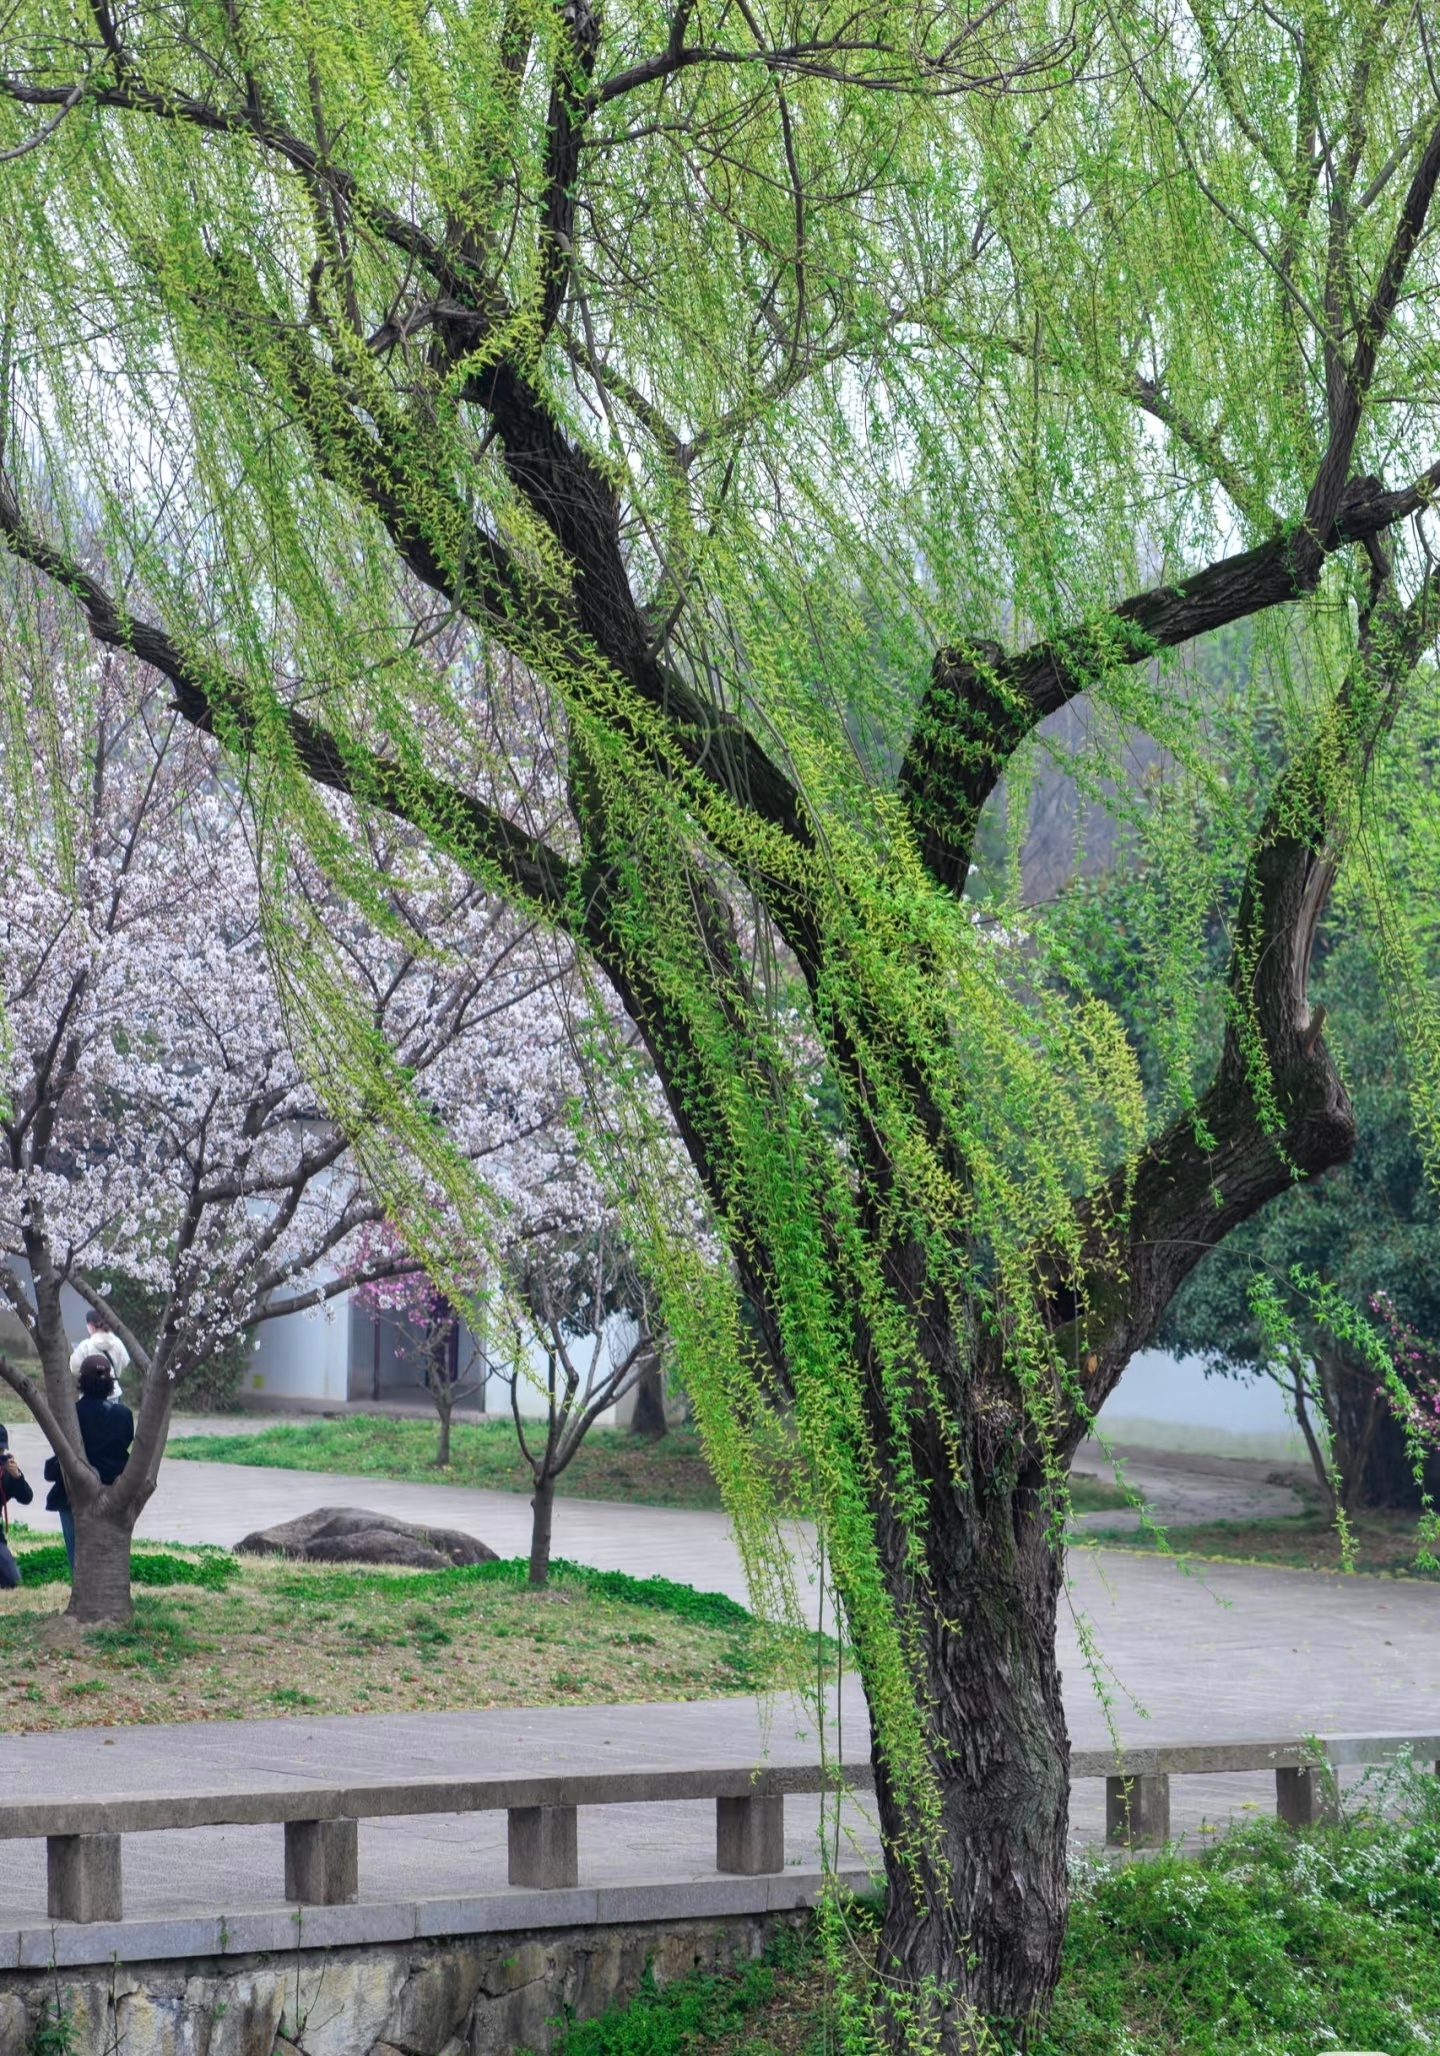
(0, 476, 578, 918)
(1052, 556, 1440, 1447)
(900, 459, 1440, 894)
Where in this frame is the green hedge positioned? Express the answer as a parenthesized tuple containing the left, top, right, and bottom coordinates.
(12, 1545, 237, 1590)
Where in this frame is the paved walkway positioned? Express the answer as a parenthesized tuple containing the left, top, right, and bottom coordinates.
(1071, 1437, 1310, 1530)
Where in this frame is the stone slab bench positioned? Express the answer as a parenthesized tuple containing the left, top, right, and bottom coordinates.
(7, 1732, 1438, 1922)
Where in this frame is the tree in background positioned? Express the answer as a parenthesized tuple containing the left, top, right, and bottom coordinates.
(0, 651, 579, 1620)
(1057, 819, 1440, 1512)
(4, 4, 1440, 2040)
(498, 1222, 654, 1585)
(354, 1264, 484, 1469)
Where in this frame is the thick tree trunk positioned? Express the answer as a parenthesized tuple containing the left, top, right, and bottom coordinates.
(528, 1472, 556, 1587)
(434, 1400, 453, 1469)
(867, 1474, 1068, 2050)
(66, 1500, 140, 1625)
(628, 1347, 667, 1439)
(1316, 1347, 1440, 1510)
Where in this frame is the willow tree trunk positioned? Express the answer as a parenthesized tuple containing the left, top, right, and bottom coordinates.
(867, 1471, 1068, 2047)
(67, 1499, 140, 1625)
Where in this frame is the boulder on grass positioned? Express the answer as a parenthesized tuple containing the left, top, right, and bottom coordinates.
(235, 1507, 498, 1570)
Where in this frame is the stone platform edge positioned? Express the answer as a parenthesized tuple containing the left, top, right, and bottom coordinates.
(0, 1866, 878, 1971)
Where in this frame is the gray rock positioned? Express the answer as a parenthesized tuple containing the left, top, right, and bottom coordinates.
(234, 1508, 497, 1569)
(0, 1993, 26, 2056)
(382, 1952, 483, 2054)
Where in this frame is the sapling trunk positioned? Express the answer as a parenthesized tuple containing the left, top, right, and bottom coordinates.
(528, 1471, 556, 1587)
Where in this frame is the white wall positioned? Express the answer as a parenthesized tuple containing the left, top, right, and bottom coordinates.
(246, 1300, 352, 1406)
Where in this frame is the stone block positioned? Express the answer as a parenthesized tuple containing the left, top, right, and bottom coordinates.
(382, 1949, 483, 2054)
(508, 1806, 578, 1890)
(285, 1817, 359, 1905)
(47, 1834, 123, 1923)
(1105, 1773, 1169, 1849)
(0, 1993, 26, 2056)
(716, 1794, 785, 1876)
(1275, 1765, 1337, 1827)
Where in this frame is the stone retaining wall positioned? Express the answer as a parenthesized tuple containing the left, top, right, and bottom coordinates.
(0, 1910, 810, 2056)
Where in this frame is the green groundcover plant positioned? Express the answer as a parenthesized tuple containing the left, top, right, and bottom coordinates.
(9, 1540, 749, 1628)
(11, 1543, 238, 1592)
(550, 1761, 1440, 2055)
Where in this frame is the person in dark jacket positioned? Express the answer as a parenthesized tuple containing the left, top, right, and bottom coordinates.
(0, 1422, 34, 1589)
(44, 1357, 134, 1570)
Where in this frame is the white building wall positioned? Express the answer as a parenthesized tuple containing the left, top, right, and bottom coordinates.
(244, 1280, 638, 1428)
(246, 1301, 352, 1406)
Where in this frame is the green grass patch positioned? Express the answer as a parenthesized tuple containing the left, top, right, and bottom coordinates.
(1035, 1760, 1440, 2052)
(549, 1922, 816, 2056)
(172, 1416, 746, 1509)
(1065, 1474, 1132, 1515)
(0, 1550, 806, 1730)
(12, 1543, 238, 1590)
(425, 1558, 756, 1630)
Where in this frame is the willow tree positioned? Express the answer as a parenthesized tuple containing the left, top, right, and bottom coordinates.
(2, 0, 1439, 2042)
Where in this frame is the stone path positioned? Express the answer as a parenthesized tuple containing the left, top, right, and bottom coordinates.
(1070, 1437, 1311, 1530)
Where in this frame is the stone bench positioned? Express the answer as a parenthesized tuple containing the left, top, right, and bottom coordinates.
(8, 1731, 1439, 1921)
(1069, 1731, 1440, 1849)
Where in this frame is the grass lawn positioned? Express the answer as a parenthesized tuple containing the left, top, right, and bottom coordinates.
(170, 1414, 1133, 1516)
(552, 1765, 1440, 2054)
(1084, 1504, 1440, 1577)
(0, 1539, 800, 1732)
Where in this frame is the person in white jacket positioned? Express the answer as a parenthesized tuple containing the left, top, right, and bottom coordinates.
(67, 1309, 131, 1384)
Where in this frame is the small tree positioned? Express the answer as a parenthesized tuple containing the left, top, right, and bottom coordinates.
(495, 1225, 653, 1586)
(355, 1262, 484, 1467)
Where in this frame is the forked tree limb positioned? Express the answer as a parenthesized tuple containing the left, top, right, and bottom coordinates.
(899, 460, 1440, 895)
(1052, 559, 1440, 1450)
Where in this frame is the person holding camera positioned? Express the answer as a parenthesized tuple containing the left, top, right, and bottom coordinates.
(0, 1423, 35, 1589)
(43, 1357, 134, 1570)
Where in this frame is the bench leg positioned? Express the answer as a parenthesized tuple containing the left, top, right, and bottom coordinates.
(508, 1805, 578, 1889)
(1275, 1766, 1335, 1828)
(716, 1794, 785, 1875)
(48, 1834, 122, 1922)
(285, 1818, 359, 1904)
(1106, 1774, 1169, 1850)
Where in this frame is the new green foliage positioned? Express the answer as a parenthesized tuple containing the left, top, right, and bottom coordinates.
(0, 0, 1439, 2038)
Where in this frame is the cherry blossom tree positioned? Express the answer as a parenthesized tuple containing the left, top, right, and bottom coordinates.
(355, 1258, 486, 1469)
(0, 646, 584, 1622)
